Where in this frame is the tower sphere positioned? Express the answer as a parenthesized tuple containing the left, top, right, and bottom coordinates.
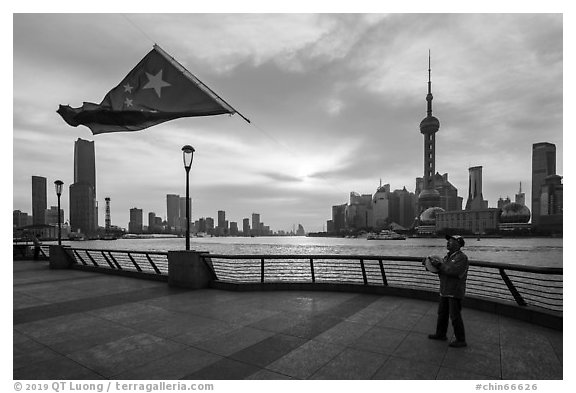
(420, 115, 440, 134)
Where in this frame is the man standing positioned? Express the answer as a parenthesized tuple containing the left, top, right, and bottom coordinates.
(427, 234, 469, 348)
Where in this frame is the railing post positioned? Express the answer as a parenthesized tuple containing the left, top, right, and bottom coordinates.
(310, 258, 315, 283)
(261, 258, 265, 283)
(359, 258, 368, 285)
(499, 268, 527, 306)
(378, 259, 388, 286)
(127, 253, 143, 272)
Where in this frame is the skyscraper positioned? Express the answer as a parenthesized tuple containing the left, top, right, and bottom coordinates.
(70, 138, 97, 235)
(129, 207, 143, 233)
(418, 52, 441, 212)
(531, 142, 556, 227)
(166, 194, 180, 229)
(31, 175, 47, 225)
(465, 166, 488, 210)
(243, 218, 250, 236)
(252, 213, 260, 236)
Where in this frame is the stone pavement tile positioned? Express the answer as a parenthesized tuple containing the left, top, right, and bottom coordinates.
(500, 343, 562, 379)
(377, 310, 426, 331)
(499, 319, 563, 380)
(13, 355, 104, 380)
(314, 320, 373, 346)
(436, 366, 495, 380)
(411, 312, 441, 335)
(15, 312, 139, 354)
(192, 326, 275, 357)
(248, 311, 309, 333)
(13, 335, 64, 370)
(67, 333, 186, 378)
(345, 305, 393, 326)
(113, 347, 223, 380)
(15, 312, 107, 338)
(544, 330, 563, 365)
(442, 341, 502, 378)
(322, 294, 381, 319)
(265, 340, 344, 379)
(170, 318, 241, 346)
(245, 369, 294, 380)
(230, 333, 308, 367)
(281, 314, 343, 339)
(193, 305, 279, 326)
(182, 358, 261, 380)
(371, 355, 440, 380)
(13, 292, 49, 310)
(350, 325, 409, 355)
(309, 347, 388, 380)
(392, 332, 448, 366)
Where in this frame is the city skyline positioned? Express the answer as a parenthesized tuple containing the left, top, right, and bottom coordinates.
(12, 13, 563, 232)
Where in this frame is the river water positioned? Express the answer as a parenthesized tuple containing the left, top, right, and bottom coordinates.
(55, 236, 563, 268)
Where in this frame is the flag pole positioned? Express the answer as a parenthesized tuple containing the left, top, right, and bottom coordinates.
(153, 44, 251, 124)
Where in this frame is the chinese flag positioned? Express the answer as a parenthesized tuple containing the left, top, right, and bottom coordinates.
(58, 45, 243, 134)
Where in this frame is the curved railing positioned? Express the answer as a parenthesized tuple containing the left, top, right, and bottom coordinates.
(15, 245, 562, 314)
(206, 254, 563, 313)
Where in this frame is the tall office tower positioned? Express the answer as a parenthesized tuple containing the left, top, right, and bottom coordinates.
(229, 222, 239, 236)
(69, 183, 96, 234)
(372, 184, 391, 229)
(252, 213, 260, 236)
(70, 138, 97, 235)
(515, 182, 526, 206)
(205, 217, 215, 234)
(331, 204, 347, 234)
(531, 142, 556, 226)
(418, 52, 441, 212)
(218, 210, 226, 229)
(148, 212, 157, 232)
(389, 187, 417, 229)
(31, 175, 47, 225)
(166, 194, 180, 229)
(105, 197, 111, 231)
(129, 207, 143, 233)
(242, 218, 250, 236)
(465, 166, 488, 210)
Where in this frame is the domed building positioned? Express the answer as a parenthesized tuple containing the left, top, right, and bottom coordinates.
(498, 202, 532, 233)
(419, 206, 446, 225)
(500, 202, 531, 224)
(417, 206, 445, 235)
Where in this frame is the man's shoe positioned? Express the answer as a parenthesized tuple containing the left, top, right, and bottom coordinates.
(449, 340, 467, 348)
(428, 334, 447, 341)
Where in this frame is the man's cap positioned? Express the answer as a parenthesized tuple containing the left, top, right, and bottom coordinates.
(445, 234, 465, 247)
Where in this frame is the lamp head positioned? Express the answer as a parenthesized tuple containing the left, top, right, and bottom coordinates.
(54, 180, 63, 196)
(182, 145, 195, 169)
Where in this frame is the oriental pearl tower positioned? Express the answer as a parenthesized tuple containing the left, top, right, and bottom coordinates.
(418, 51, 441, 212)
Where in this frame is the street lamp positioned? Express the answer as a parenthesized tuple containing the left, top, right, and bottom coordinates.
(54, 180, 63, 246)
(182, 145, 195, 250)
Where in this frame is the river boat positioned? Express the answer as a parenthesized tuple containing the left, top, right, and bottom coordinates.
(367, 230, 406, 240)
(68, 232, 86, 241)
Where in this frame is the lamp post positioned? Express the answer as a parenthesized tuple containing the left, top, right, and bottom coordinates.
(182, 145, 195, 250)
(54, 180, 63, 246)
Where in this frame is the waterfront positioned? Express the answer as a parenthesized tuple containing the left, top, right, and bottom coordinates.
(48, 236, 562, 268)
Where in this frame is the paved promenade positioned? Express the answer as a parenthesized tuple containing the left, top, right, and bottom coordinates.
(14, 259, 562, 380)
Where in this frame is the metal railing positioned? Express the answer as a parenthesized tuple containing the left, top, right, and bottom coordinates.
(66, 248, 169, 277)
(206, 254, 563, 313)
(15, 245, 562, 313)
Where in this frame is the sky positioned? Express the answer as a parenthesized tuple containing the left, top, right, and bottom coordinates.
(12, 11, 564, 233)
